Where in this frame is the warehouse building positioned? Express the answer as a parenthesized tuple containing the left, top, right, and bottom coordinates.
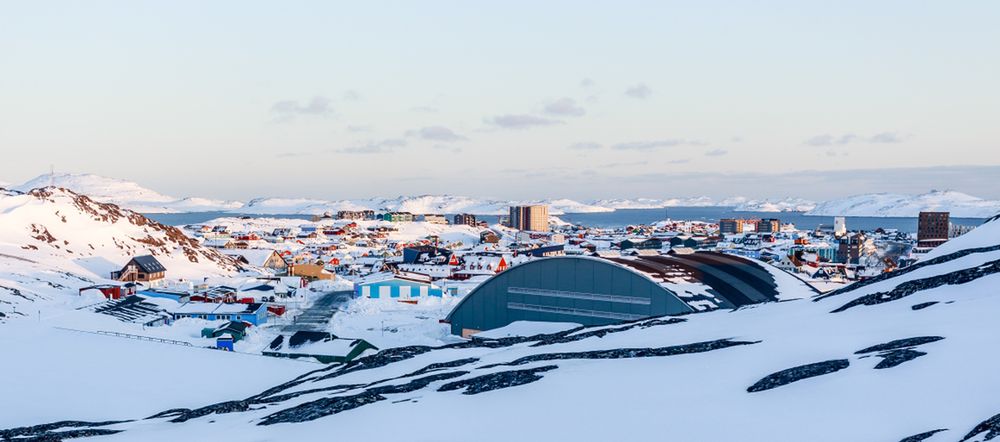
(443, 253, 784, 338)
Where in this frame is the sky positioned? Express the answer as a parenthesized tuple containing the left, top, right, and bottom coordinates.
(1, 1, 998, 201)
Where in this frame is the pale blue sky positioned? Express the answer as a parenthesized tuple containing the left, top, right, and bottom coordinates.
(1, 1, 998, 200)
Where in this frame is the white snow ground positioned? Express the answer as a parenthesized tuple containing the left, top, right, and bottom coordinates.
(3, 216, 998, 441)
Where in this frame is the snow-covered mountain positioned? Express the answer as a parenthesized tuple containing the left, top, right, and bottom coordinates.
(806, 190, 1000, 218)
(590, 196, 817, 212)
(591, 196, 719, 209)
(8, 216, 1000, 441)
(0, 187, 239, 313)
(13, 173, 242, 213)
(733, 197, 817, 213)
(236, 195, 612, 216)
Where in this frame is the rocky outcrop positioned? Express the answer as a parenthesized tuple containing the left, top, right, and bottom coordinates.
(747, 359, 850, 393)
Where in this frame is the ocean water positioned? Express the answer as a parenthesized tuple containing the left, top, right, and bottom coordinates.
(144, 208, 986, 233)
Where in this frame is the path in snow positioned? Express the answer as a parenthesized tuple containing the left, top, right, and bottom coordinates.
(282, 290, 352, 332)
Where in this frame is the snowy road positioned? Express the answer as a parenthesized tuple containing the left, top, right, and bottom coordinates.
(282, 290, 352, 332)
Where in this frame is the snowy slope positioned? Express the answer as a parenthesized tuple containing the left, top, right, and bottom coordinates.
(14, 173, 242, 213)
(590, 196, 816, 212)
(236, 195, 611, 215)
(733, 197, 817, 212)
(7, 218, 1000, 441)
(591, 196, 719, 209)
(0, 188, 239, 317)
(806, 190, 1000, 218)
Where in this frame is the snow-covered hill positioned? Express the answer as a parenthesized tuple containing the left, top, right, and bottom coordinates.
(591, 196, 817, 212)
(591, 196, 719, 209)
(0, 187, 239, 316)
(8, 216, 1000, 441)
(733, 197, 817, 213)
(13, 173, 242, 213)
(236, 195, 611, 215)
(806, 190, 1000, 218)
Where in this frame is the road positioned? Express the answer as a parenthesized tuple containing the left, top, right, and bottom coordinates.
(281, 290, 353, 332)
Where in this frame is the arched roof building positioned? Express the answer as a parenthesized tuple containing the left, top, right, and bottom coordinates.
(444, 252, 785, 337)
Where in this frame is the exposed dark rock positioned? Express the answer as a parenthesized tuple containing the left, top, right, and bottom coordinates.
(402, 358, 480, 378)
(254, 383, 368, 405)
(145, 408, 188, 420)
(312, 345, 435, 383)
(14, 428, 123, 441)
(528, 317, 687, 347)
(368, 371, 469, 395)
(818, 244, 1000, 300)
(257, 391, 385, 426)
(911, 301, 939, 311)
(0, 420, 129, 440)
(480, 339, 758, 369)
(855, 336, 944, 354)
(873, 349, 927, 369)
(438, 365, 558, 395)
(747, 359, 850, 392)
(832, 259, 1000, 312)
(168, 400, 252, 423)
(899, 428, 947, 442)
(960, 412, 1000, 441)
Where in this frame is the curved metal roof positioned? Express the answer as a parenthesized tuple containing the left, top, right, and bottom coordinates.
(444, 252, 782, 335)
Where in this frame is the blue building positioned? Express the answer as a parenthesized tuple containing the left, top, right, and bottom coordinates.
(355, 273, 455, 299)
(170, 302, 268, 325)
(136, 289, 190, 303)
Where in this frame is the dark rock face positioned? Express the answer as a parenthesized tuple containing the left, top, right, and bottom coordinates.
(855, 336, 944, 354)
(257, 391, 386, 426)
(367, 371, 469, 395)
(0, 420, 129, 441)
(873, 349, 927, 369)
(832, 258, 1000, 312)
(747, 359, 850, 393)
(911, 301, 939, 311)
(480, 339, 758, 369)
(167, 400, 253, 423)
(438, 366, 559, 395)
(899, 428, 947, 442)
(855, 337, 942, 370)
(818, 244, 1000, 301)
(960, 412, 1000, 441)
(528, 318, 688, 347)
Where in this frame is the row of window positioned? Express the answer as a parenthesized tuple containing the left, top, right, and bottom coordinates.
(507, 286, 651, 305)
(507, 302, 647, 321)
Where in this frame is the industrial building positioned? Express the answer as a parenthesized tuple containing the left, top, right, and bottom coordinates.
(443, 253, 784, 338)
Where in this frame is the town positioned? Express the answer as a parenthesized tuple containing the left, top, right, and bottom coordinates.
(71, 203, 975, 361)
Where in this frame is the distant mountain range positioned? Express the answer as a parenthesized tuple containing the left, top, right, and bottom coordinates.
(3, 173, 998, 218)
(805, 190, 1000, 218)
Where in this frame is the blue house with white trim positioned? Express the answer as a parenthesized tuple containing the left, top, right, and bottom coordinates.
(169, 302, 269, 325)
(355, 273, 455, 299)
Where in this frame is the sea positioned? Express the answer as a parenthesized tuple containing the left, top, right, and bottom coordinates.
(144, 207, 987, 233)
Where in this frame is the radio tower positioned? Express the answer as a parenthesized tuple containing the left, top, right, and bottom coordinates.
(49, 164, 54, 188)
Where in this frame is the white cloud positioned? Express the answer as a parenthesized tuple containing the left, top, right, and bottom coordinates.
(407, 126, 467, 142)
(339, 139, 406, 154)
(543, 98, 586, 117)
(270, 96, 333, 120)
(805, 132, 905, 146)
(612, 139, 703, 151)
(487, 114, 563, 129)
(568, 142, 602, 150)
(624, 83, 652, 99)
